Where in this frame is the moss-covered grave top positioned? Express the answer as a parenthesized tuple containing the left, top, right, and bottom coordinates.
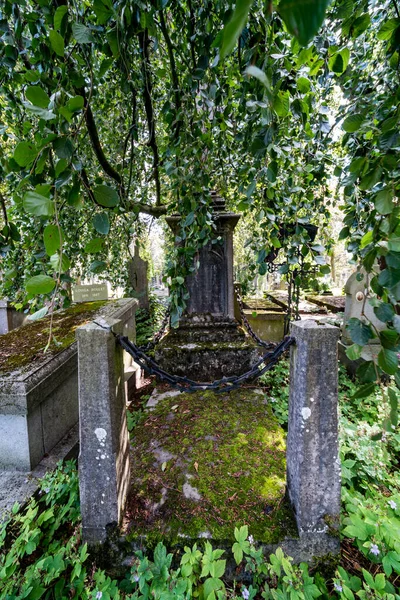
(125, 387, 298, 546)
(0, 300, 109, 375)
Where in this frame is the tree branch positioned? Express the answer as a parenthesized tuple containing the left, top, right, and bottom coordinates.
(138, 29, 162, 206)
(158, 7, 182, 140)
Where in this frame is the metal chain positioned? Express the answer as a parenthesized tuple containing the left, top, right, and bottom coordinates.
(235, 291, 277, 350)
(116, 331, 294, 394)
(138, 306, 171, 352)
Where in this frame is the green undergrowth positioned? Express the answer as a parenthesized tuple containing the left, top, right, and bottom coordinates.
(126, 389, 297, 544)
(1, 360, 400, 599)
(0, 300, 108, 373)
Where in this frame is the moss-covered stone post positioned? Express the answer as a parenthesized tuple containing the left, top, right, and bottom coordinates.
(76, 299, 137, 544)
(287, 320, 341, 554)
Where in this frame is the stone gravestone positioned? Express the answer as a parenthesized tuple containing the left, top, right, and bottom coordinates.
(339, 268, 384, 373)
(156, 192, 259, 380)
(342, 268, 384, 344)
(72, 283, 108, 303)
(128, 244, 149, 310)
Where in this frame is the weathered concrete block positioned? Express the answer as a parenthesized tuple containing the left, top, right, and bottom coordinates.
(287, 320, 341, 552)
(77, 299, 138, 544)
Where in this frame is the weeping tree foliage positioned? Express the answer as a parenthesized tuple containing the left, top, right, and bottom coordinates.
(0, 0, 399, 400)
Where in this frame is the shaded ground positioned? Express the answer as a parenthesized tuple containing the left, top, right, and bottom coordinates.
(124, 387, 297, 546)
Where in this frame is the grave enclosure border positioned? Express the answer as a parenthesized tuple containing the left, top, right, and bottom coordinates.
(77, 313, 341, 559)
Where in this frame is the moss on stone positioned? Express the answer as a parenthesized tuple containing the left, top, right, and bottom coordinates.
(0, 300, 108, 374)
(125, 388, 298, 546)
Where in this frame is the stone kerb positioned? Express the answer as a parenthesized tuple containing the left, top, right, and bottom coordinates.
(76, 298, 137, 544)
(287, 320, 341, 555)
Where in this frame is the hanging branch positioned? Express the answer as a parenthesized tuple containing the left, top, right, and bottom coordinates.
(158, 7, 182, 140)
(138, 28, 162, 207)
(186, 0, 197, 70)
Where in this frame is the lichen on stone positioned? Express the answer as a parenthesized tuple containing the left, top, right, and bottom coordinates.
(125, 388, 298, 546)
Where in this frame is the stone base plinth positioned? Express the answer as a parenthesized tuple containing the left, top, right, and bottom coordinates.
(155, 315, 259, 381)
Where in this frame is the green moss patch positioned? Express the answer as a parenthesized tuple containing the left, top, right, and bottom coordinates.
(0, 301, 108, 374)
(125, 388, 297, 546)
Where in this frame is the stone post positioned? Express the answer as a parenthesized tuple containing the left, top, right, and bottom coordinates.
(286, 320, 341, 549)
(76, 299, 137, 544)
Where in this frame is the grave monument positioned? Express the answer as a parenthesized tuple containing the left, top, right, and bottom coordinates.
(128, 243, 149, 310)
(155, 192, 259, 380)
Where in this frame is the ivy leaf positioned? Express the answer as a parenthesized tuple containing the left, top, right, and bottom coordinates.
(26, 86, 50, 108)
(93, 185, 119, 207)
(342, 114, 364, 133)
(378, 348, 399, 375)
(43, 224, 62, 256)
(220, 0, 254, 59)
(49, 30, 65, 57)
(23, 192, 54, 217)
(72, 22, 93, 43)
(92, 212, 110, 235)
(278, 0, 331, 47)
(347, 318, 374, 346)
(26, 275, 55, 295)
(14, 141, 37, 167)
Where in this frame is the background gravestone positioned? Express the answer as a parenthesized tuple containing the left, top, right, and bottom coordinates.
(342, 269, 384, 344)
(128, 244, 149, 310)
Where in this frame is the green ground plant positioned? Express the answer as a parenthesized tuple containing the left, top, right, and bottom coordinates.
(1, 361, 399, 599)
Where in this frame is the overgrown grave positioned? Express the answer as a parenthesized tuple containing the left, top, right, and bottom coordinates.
(77, 196, 341, 568)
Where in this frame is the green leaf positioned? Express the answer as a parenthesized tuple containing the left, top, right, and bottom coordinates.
(220, 0, 254, 59)
(84, 238, 104, 254)
(67, 95, 84, 112)
(345, 343, 362, 361)
(273, 90, 290, 118)
(26, 86, 50, 108)
(14, 141, 37, 167)
(50, 253, 70, 273)
(377, 18, 400, 40)
(374, 189, 393, 215)
(23, 192, 54, 217)
(360, 230, 373, 249)
(374, 302, 395, 323)
(26, 275, 55, 295)
(27, 307, 49, 321)
(297, 76, 311, 93)
(347, 318, 374, 346)
(176, 276, 184, 285)
(90, 260, 107, 273)
(356, 361, 377, 383)
(49, 30, 65, 57)
(53, 137, 74, 159)
(378, 348, 399, 375)
(54, 5, 68, 30)
(43, 224, 62, 256)
(72, 22, 93, 43)
(389, 388, 398, 427)
(92, 212, 110, 235)
(278, 0, 331, 47)
(351, 383, 376, 399)
(93, 185, 119, 207)
(244, 66, 273, 99)
(343, 114, 364, 133)
(24, 103, 56, 120)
